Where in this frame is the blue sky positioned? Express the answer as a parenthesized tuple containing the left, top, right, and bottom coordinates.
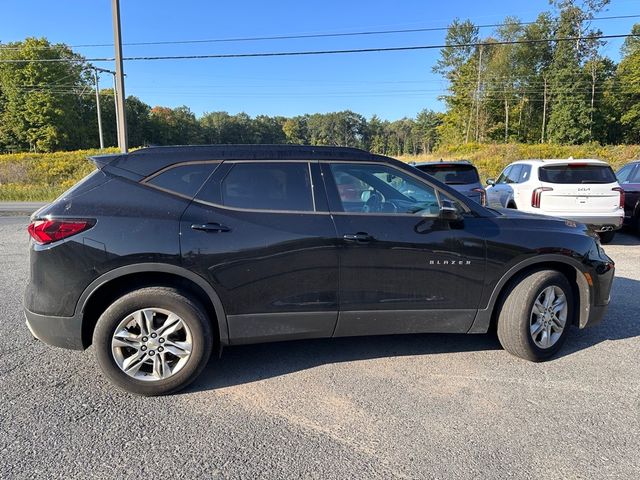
(2, 0, 639, 120)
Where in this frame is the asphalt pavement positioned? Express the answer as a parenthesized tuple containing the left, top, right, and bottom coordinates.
(0, 202, 46, 215)
(1, 215, 639, 479)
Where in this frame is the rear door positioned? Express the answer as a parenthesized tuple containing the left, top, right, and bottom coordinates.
(180, 160, 339, 344)
(538, 163, 620, 213)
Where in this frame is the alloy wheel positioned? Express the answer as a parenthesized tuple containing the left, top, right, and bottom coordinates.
(111, 308, 193, 381)
(529, 285, 568, 349)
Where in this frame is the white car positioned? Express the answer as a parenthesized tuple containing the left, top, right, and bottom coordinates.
(486, 159, 624, 243)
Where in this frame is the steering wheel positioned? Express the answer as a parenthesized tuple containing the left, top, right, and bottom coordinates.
(363, 191, 385, 213)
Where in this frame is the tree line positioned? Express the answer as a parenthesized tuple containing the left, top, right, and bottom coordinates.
(0, 0, 638, 154)
(435, 0, 640, 145)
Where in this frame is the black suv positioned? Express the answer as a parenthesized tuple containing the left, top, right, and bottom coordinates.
(25, 145, 614, 395)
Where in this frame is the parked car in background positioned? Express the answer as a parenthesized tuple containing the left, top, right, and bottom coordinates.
(616, 160, 640, 233)
(486, 159, 624, 243)
(413, 160, 486, 205)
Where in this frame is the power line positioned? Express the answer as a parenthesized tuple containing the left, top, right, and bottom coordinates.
(0, 33, 637, 64)
(1, 14, 638, 51)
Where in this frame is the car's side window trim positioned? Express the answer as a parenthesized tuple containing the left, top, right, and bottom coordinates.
(192, 160, 324, 215)
(321, 160, 471, 216)
(142, 160, 222, 184)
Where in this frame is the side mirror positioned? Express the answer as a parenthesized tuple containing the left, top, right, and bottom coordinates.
(439, 200, 461, 222)
(486, 178, 496, 186)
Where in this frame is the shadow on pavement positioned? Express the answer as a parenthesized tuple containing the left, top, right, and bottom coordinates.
(561, 276, 640, 356)
(187, 275, 640, 392)
(606, 230, 639, 246)
(190, 332, 502, 392)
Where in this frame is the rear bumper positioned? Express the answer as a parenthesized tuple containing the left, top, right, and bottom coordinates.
(24, 308, 84, 350)
(549, 213, 624, 232)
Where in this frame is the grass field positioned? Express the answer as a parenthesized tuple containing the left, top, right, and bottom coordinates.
(1, 144, 638, 201)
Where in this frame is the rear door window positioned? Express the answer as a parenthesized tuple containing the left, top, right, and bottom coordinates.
(518, 165, 532, 183)
(221, 162, 314, 212)
(505, 165, 523, 184)
(146, 163, 219, 197)
(539, 164, 617, 184)
(417, 164, 480, 185)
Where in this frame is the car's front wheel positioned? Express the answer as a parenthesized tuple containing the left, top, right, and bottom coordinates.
(93, 287, 213, 396)
(497, 270, 573, 362)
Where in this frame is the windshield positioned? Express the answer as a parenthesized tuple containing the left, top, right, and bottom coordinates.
(539, 164, 616, 184)
(417, 164, 480, 185)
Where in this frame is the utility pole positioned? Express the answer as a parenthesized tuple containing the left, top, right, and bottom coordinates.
(112, 0, 128, 153)
(93, 69, 104, 149)
(112, 74, 121, 145)
(93, 67, 118, 148)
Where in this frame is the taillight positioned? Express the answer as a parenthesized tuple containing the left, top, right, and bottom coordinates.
(27, 219, 93, 245)
(612, 187, 625, 209)
(472, 187, 486, 206)
(531, 187, 553, 208)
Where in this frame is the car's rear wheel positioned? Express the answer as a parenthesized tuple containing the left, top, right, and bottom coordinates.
(497, 270, 573, 362)
(598, 230, 615, 244)
(93, 287, 213, 396)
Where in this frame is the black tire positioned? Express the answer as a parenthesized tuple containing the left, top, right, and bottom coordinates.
(497, 270, 573, 362)
(93, 287, 213, 396)
(598, 230, 615, 244)
(507, 202, 517, 209)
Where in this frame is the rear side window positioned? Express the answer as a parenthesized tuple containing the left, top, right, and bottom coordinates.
(221, 162, 313, 211)
(518, 165, 532, 182)
(506, 165, 523, 184)
(417, 164, 480, 185)
(539, 164, 616, 184)
(147, 163, 218, 197)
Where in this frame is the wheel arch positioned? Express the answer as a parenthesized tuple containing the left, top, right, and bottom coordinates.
(77, 263, 228, 349)
(468, 255, 592, 333)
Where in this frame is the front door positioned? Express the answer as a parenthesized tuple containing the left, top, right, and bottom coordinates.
(180, 160, 339, 344)
(321, 161, 486, 337)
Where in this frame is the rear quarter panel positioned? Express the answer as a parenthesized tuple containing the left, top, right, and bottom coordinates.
(25, 178, 188, 317)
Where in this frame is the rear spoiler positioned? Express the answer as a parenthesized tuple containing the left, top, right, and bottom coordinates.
(89, 154, 145, 181)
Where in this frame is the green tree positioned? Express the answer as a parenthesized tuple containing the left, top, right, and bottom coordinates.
(546, 0, 610, 144)
(413, 109, 442, 152)
(614, 24, 640, 143)
(282, 116, 308, 144)
(0, 37, 89, 152)
(433, 19, 480, 144)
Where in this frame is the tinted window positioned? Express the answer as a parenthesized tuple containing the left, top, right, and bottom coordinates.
(221, 162, 313, 211)
(617, 164, 640, 184)
(505, 164, 523, 183)
(417, 164, 480, 185)
(539, 164, 617, 184)
(330, 163, 440, 215)
(519, 165, 532, 182)
(147, 163, 218, 197)
(616, 164, 634, 184)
